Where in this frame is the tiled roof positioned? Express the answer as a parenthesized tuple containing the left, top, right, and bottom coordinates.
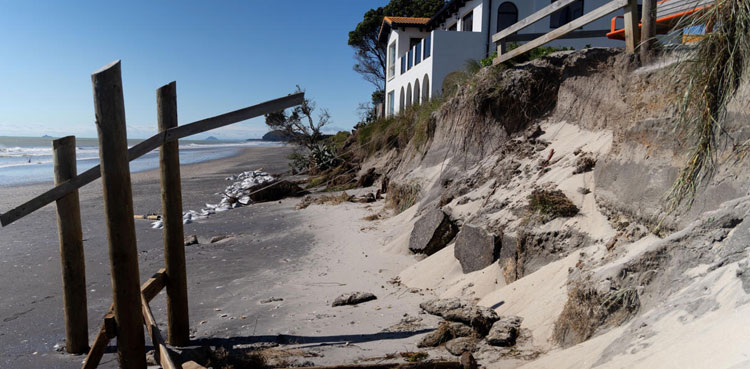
(383, 16, 431, 26)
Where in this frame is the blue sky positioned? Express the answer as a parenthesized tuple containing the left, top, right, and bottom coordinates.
(0, 1, 387, 139)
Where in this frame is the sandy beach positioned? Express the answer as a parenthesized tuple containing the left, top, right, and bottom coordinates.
(0, 145, 444, 369)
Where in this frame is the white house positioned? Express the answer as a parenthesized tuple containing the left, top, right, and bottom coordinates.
(380, 0, 623, 117)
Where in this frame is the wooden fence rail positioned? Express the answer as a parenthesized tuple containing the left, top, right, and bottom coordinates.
(0, 91, 304, 227)
(492, 0, 637, 64)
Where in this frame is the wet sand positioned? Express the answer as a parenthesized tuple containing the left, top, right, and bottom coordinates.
(0, 144, 438, 369)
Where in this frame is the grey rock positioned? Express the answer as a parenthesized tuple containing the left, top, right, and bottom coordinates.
(260, 297, 284, 304)
(332, 292, 377, 307)
(409, 209, 458, 255)
(420, 298, 500, 336)
(184, 235, 199, 246)
(460, 352, 478, 369)
(417, 321, 474, 348)
(486, 316, 522, 347)
(445, 337, 478, 356)
(454, 224, 502, 273)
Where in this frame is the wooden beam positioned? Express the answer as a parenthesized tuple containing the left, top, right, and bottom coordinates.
(495, 0, 628, 64)
(53, 136, 89, 354)
(81, 270, 166, 369)
(142, 268, 168, 302)
(623, 0, 641, 53)
(157, 81, 190, 347)
(81, 312, 116, 369)
(92, 60, 146, 369)
(640, 0, 657, 63)
(492, 0, 579, 43)
(504, 29, 611, 42)
(0, 92, 304, 227)
(142, 295, 179, 369)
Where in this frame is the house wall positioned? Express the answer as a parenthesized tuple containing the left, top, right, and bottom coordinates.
(488, 0, 623, 49)
(432, 30, 487, 97)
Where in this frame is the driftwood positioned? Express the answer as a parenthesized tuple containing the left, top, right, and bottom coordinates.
(280, 361, 466, 369)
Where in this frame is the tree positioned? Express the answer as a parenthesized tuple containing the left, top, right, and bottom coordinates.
(348, 0, 445, 102)
(265, 86, 330, 150)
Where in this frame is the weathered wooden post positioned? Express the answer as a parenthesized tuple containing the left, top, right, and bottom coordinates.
(624, 0, 641, 54)
(640, 0, 657, 63)
(91, 60, 146, 369)
(157, 81, 190, 346)
(52, 136, 89, 354)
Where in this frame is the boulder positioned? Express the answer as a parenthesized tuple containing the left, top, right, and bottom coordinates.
(454, 225, 502, 273)
(417, 321, 474, 348)
(460, 352, 477, 369)
(249, 180, 304, 202)
(356, 168, 379, 188)
(420, 298, 500, 336)
(332, 292, 377, 307)
(486, 316, 522, 347)
(445, 337, 478, 356)
(409, 209, 458, 255)
(184, 235, 199, 246)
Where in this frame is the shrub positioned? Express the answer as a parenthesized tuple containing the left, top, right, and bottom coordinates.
(527, 188, 579, 223)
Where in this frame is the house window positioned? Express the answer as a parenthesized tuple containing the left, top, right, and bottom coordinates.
(387, 41, 396, 80)
(448, 22, 457, 31)
(408, 48, 413, 70)
(387, 91, 395, 116)
(550, 0, 584, 28)
(415, 42, 422, 65)
(497, 2, 519, 32)
(401, 57, 406, 74)
(462, 11, 474, 32)
(424, 34, 431, 59)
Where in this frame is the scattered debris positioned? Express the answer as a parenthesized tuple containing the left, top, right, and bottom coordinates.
(260, 297, 284, 304)
(332, 292, 377, 307)
(209, 235, 233, 243)
(527, 188, 579, 223)
(400, 351, 429, 363)
(573, 154, 597, 174)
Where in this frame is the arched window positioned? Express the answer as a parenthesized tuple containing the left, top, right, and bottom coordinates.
(422, 75, 430, 101)
(406, 84, 413, 107)
(497, 2, 519, 32)
(399, 87, 405, 112)
(414, 79, 421, 105)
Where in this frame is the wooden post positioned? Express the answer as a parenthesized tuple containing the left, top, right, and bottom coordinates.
(640, 0, 657, 63)
(91, 60, 146, 369)
(53, 136, 89, 354)
(157, 82, 190, 346)
(623, 0, 641, 54)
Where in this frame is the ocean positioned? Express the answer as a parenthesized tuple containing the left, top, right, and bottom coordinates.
(0, 136, 281, 187)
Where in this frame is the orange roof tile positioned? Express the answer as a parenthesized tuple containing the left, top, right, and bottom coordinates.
(383, 16, 431, 26)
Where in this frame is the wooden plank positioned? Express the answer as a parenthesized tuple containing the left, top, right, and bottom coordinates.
(53, 136, 89, 354)
(92, 60, 146, 369)
(142, 295, 179, 369)
(504, 29, 611, 42)
(0, 92, 304, 227)
(495, 0, 628, 64)
(158, 81, 190, 347)
(624, 0, 641, 53)
(492, 0, 579, 42)
(81, 313, 116, 369)
(182, 361, 207, 369)
(279, 362, 463, 369)
(141, 268, 167, 302)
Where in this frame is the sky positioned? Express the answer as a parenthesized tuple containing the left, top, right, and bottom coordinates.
(0, 1, 387, 140)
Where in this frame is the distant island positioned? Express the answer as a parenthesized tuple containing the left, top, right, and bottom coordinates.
(41, 135, 53, 138)
(260, 130, 292, 142)
(205, 136, 219, 141)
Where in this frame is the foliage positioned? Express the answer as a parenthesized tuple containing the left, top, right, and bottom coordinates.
(355, 98, 442, 156)
(310, 144, 339, 172)
(348, 0, 445, 93)
(400, 352, 429, 363)
(328, 131, 351, 152)
(265, 86, 330, 151)
(287, 150, 310, 174)
(667, 0, 750, 211)
(387, 182, 421, 214)
(527, 188, 579, 223)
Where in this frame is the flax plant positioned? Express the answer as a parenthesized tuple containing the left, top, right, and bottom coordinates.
(667, 0, 750, 211)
